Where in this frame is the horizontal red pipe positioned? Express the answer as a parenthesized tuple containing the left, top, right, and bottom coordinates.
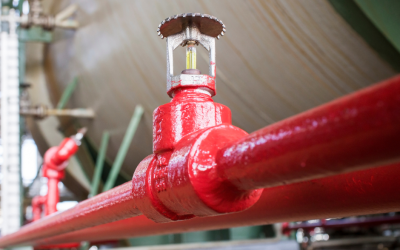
(0, 182, 141, 247)
(0, 76, 399, 247)
(35, 243, 81, 249)
(282, 215, 400, 234)
(34, 162, 400, 245)
(217, 75, 400, 190)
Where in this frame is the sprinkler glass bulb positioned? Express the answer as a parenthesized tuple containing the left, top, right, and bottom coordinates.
(186, 43, 197, 69)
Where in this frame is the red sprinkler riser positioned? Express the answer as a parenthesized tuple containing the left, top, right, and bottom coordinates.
(153, 89, 231, 153)
(135, 88, 262, 222)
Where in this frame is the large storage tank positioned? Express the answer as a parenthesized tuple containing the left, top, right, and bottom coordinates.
(25, 0, 399, 196)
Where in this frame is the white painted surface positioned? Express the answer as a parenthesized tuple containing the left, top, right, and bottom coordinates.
(1, 9, 21, 235)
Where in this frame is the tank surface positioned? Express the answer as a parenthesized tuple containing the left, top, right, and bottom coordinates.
(35, 0, 395, 181)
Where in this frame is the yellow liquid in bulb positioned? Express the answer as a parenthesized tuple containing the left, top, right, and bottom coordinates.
(186, 46, 197, 69)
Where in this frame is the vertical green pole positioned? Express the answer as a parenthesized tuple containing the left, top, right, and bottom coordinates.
(56, 76, 93, 185)
(80, 132, 109, 250)
(16, 0, 24, 13)
(181, 231, 215, 243)
(128, 235, 171, 247)
(230, 226, 263, 240)
(90, 132, 109, 197)
(79, 241, 90, 250)
(56, 77, 78, 110)
(103, 105, 144, 191)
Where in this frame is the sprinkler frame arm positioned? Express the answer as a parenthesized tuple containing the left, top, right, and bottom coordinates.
(166, 26, 216, 97)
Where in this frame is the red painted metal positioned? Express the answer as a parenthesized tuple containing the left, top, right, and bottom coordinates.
(0, 182, 140, 247)
(31, 196, 46, 222)
(216, 76, 400, 190)
(41, 135, 80, 217)
(136, 87, 261, 222)
(132, 75, 400, 223)
(46, 178, 60, 215)
(34, 243, 81, 250)
(28, 133, 85, 248)
(153, 88, 230, 153)
(44, 137, 80, 171)
(0, 76, 399, 247)
(28, 132, 85, 224)
(282, 216, 400, 235)
(32, 162, 400, 245)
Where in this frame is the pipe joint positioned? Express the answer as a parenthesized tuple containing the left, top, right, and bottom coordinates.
(43, 131, 84, 172)
(51, 137, 80, 167)
(32, 196, 47, 222)
(43, 147, 68, 173)
(132, 124, 263, 223)
(42, 167, 65, 180)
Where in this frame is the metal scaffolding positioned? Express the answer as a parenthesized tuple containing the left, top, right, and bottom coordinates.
(0, 9, 21, 235)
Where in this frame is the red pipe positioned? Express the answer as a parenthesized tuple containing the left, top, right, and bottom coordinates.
(34, 243, 81, 250)
(46, 177, 60, 215)
(0, 76, 399, 247)
(0, 182, 140, 247)
(282, 215, 400, 234)
(33, 162, 400, 245)
(32, 196, 46, 222)
(40, 129, 85, 218)
(8, 130, 89, 244)
(130, 75, 400, 223)
(216, 76, 400, 190)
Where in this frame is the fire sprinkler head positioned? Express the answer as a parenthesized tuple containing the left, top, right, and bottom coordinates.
(157, 13, 226, 40)
(157, 13, 226, 98)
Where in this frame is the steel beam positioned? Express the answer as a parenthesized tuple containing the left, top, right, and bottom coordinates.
(56, 77, 78, 110)
(103, 105, 143, 191)
(90, 131, 109, 197)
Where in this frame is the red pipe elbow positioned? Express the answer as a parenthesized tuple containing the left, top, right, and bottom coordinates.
(41, 135, 81, 216)
(44, 137, 79, 172)
(32, 196, 47, 222)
